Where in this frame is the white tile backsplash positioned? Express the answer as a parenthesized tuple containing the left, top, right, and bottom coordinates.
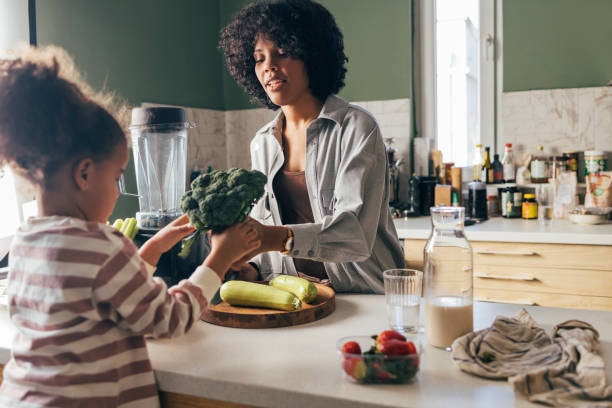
(502, 86, 612, 157)
(145, 98, 411, 172)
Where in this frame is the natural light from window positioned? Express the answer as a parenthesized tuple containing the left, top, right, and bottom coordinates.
(436, 0, 480, 167)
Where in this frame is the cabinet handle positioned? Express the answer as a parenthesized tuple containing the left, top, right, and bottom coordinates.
(475, 249, 537, 256)
(476, 297, 537, 306)
(474, 273, 537, 281)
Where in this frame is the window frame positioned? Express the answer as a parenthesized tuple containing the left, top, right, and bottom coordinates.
(414, 0, 502, 170)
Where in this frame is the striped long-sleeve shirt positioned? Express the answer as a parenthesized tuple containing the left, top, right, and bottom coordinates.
(0, 216, 221, 407)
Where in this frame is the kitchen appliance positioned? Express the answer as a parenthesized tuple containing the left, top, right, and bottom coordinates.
(417, 176, 437, 216)
(384, 138, 404, 209)
(130, 107, 194, 228)
(128, 107, 207, 285)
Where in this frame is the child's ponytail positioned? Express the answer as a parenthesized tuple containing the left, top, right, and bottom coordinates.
(0, 45, 128, 187)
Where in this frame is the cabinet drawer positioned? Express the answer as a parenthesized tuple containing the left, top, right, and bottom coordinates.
(404, 239, 612, 272)
(474, 288, 612, 311)
(474, 266, 612, 297)
(472, 241, 612, 271)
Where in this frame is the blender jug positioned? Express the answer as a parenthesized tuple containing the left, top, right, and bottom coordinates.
(129, 107, 194, 229)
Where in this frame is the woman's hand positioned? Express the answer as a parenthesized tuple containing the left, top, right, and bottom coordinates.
(230, 217, 290, 268)
(204, 220, 261, 279)
(139, 215, 196, 267)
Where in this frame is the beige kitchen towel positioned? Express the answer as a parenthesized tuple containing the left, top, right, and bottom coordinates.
(451, 309, 612, 407)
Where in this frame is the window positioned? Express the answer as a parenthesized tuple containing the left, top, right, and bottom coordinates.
(415, 0, 500, 169)
(0, 167, 21, 259)
(435, 0, 480, 167)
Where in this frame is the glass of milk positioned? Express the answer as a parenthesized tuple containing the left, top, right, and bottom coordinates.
(424, 206, 473, 350)
(383, 269, 423, 334)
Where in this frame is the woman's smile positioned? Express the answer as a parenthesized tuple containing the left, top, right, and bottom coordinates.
(266, 78, 286, 92)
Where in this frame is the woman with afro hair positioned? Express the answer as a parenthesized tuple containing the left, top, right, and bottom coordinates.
(219, 0, 405, 293)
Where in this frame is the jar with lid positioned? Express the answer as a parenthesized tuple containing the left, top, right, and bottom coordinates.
(563, 150, 579, 176)
(530, 145, 549, 183)
(423, 207, 473, 350)
(549, 155, 568, 180)
(487, 195, 499, 217)
(522, 193, 538, 220)
(584, 150, 608, 177)
(501, 184, 522, 218)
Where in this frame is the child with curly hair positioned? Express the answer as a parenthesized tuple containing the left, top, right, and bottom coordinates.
(219, 0, 405, 293)
(0, 46, 259, 407)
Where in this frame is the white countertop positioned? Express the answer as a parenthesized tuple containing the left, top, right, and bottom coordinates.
(2, 297, 611, 408)
(394, 217, 612, 245)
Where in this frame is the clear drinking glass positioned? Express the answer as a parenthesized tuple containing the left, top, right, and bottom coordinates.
(537, 184, 554, 226)
(383, 269, 423, 334)
(424, 207, 474, 350)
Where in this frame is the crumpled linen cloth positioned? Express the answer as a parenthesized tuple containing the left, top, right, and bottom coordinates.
(451, 309, 612, 407)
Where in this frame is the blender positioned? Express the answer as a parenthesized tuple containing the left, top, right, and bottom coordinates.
(129, 107, 208, 285)
(129, 106, 193, 228)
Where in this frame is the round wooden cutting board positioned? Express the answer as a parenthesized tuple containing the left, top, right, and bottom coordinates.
(201, 283, 335, 329)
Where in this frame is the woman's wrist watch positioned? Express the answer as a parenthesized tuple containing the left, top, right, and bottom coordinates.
(280, 227, 294, 254)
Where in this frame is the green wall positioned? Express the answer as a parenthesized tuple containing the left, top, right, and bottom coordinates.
(220, 0, 412, 110)
(503, 0, 612, 92)
(37, 0, 224, 109)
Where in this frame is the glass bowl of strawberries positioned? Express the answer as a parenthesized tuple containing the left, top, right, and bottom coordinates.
(337, 330, 420, 384)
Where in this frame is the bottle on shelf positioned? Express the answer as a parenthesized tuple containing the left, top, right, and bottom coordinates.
(530, 145, 549, 184)
(473, 144, 483, 182)
(492, 153, 503, 184)
(404, 174, 421, 217)
(481, 146, 493, 184)
(501, 143, 515, 183)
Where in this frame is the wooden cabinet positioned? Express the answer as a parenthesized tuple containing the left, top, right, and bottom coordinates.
(404, 239, 612, 311)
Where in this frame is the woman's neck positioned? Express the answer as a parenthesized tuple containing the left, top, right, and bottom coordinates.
(281, 93, 323, 133)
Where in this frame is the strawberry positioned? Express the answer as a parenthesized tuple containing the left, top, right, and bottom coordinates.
(376, 338, 414, 355)
(342, 356, 367, 380)
(374, 330, 406, 346)
(405, 341, 417, 355)
(341, 341, 361, 355)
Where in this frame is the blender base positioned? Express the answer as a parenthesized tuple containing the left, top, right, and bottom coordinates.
(134, 229, 211, 287)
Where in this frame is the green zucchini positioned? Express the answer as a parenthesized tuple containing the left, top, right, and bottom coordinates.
(269, 275, 318, 304)
(220, 281, 301, 311)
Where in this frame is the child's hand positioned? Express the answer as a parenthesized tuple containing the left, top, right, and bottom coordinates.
(204, 220, 260, 279)
(139, 215, 196, 267)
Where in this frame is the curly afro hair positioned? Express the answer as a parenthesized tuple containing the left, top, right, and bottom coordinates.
(219, 0, 348, 110)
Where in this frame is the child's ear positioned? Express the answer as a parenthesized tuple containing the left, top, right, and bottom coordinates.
(73, 158, 94, 191)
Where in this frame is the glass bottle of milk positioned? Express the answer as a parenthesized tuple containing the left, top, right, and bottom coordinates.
(423, 207, 473, 350)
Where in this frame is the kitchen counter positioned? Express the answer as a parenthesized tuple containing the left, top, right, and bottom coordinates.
(1, 297, 611, 408)
(394, 216, 612, 245)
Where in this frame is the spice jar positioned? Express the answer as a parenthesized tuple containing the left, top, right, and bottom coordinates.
(501, 184, 522, 218)
(522, 193, 538, 220)
(530, 145, 549, 183)
(487, 195, 499, 217)
(584, 150, 608, 176)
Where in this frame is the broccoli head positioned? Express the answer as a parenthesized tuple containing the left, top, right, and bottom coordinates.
(181, 168, 267, 231)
